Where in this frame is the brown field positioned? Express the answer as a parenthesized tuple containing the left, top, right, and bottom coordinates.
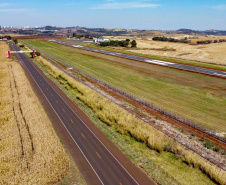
(0, 34, 26, 37)
(106, 35, 226, 65)
(0, 42, 81, 184)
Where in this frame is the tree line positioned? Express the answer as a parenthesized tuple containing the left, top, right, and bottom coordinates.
(197, 39, 226, 44)
(152, 36, 190, 43)
(0, 35, 11, 40)
(100, 39, 137, 48)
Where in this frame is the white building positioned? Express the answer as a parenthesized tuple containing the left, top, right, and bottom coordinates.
(93, 38, 110, 43)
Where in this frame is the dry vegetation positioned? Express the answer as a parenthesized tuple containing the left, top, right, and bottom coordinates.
(37, 56, 226, 185)
(107, 35, 226, 65)
(0, 42, 70, 184)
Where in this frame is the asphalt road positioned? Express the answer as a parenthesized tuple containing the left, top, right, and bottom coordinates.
(48, 39, 226, 78)
(10, 42, 156, 185)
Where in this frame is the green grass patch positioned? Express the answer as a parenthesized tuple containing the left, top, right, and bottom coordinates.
(33, 58, 219, 185)
(25, 40, 226, 132)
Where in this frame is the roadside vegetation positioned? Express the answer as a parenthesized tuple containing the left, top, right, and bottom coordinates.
(33, 55, 226, 185)
(0, 35, 12, 40)
(0, 42, 84, 184)
(25, 40, 226, 133)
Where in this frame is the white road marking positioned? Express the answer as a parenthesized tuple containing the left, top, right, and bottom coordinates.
(19, 51, 139, 185)
(145, 59, 174, 66)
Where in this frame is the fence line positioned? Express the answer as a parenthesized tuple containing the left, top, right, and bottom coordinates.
(21, 40, 226, 143)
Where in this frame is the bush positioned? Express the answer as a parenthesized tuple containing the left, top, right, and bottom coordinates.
(204, 140, 213, 149)
(202, 135, 205, 141)
(213, 146, 220, 152)
(19, 45, 24, 48)
(30, 51, 41, 58)
(14, 39, 18, 44)
(131, 40, 137, 48)
(35, 51, 41, 56)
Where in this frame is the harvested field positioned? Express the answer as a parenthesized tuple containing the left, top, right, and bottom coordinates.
(25, 40, 226, 133)
(110, 37, 226, 65)
(106, 35, 226, 65)
(0, 42, 80, 184)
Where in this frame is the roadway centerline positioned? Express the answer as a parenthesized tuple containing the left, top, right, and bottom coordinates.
(11, 42, 153, 185)
(96, 152, 102, 159)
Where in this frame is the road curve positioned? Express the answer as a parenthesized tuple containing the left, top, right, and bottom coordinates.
(10, 42, 156, 185)
(48, 39, 226, 78)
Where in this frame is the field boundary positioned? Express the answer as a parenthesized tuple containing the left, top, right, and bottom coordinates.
(86, 42, 226, 70)
(21, 40, 226, 145)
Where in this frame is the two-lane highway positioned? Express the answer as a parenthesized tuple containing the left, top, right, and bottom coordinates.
(48, 39, 226, 78)
(10, 42, 156, 185)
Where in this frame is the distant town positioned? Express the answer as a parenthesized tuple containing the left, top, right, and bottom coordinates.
(1, 25, 226, 37)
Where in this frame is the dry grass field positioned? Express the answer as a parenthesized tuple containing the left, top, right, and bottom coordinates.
(106, 35, 226, 65)
(0, 42, 75, 184)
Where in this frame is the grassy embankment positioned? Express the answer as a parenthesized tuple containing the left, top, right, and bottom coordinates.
(25, 40, 226, 133)
(0, 42, 85, 184)
(32, 54, 226, 185)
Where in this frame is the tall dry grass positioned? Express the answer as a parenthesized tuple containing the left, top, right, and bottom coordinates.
(37, 56, 226, 185)
(0, 42, 69, 184)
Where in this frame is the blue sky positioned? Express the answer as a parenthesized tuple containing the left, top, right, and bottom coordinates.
(0, 0, 226, 30)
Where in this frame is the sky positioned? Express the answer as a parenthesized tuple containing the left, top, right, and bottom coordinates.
(0, 0, 226, 30)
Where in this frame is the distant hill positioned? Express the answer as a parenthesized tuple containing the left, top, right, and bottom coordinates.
(177, 29, 226, 35)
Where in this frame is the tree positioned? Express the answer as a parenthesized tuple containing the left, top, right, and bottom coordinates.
(35, 51, 41, 56)
(73, 32, 76, 37)
(30, 51, 41, 58)
(14, 39, 18, 44)
(131, 40, 137, 48)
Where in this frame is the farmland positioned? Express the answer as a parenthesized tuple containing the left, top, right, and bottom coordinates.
(25, 39, 226, 133)
(0, 42, 84, 184)
(33, 54, 226, 185)
(106, 35, 226, 65)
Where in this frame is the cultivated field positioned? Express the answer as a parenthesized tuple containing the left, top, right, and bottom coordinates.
(0, 42, 83, 184)
(33, 54, 226, 185)
(105, 35, 226, 65)
(25, 40, 226, 134)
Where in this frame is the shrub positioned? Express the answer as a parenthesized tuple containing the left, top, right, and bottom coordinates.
(204, 140, 213, 149)
(14, 39, 18, 44)
(131, 40, 137, 48)
(202, 135, 205, 141)
(36, 51, 41, 56)
(213, 146, 220, 152)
